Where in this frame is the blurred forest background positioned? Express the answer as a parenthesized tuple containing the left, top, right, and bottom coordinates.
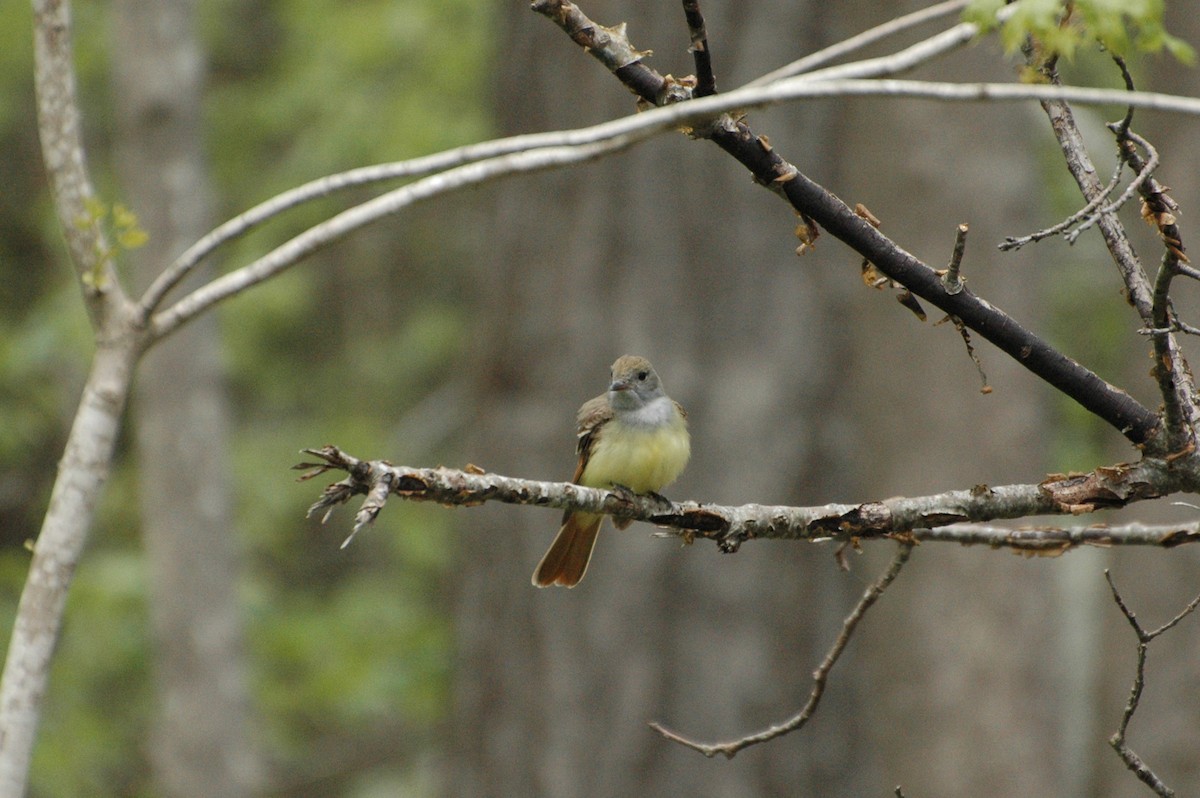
(2, 0, 1199, 796)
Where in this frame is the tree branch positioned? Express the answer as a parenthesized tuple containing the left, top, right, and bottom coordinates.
(297, 447, 1200, 553)
(32, 0, 133, 328)
(137, 124, 679, 319)
(531, 0, 1165, 447)
(3, 4, 142, 795)
(649, 542, 914, 757)
(147, 137, 643, 342)
(748, 0, 971, 86)
(680, 0, 716, 97)
(1105, 571, 1200, 797)
(1033, 58, 1155, 321)
(1119, 127, 1200, 453)
(144, 2, 1200, 335)
(747, 0, 1007, 88)
(999, 152, 1131, 250)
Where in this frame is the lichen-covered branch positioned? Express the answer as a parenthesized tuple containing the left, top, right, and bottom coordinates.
(298, 446, 1200, 553)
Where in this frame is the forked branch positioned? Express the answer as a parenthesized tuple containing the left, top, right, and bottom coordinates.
(1105, 571, 1200, 797)
(650, 542, 914, 757)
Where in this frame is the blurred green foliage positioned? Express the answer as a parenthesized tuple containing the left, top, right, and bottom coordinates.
(966, 0, 1195, 63)
(0, 0, 490, 794)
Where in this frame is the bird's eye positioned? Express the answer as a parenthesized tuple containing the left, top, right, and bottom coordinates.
(637, 370, 648, 381)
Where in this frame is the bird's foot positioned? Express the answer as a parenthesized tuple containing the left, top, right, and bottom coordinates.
(647, 490, 674, 511)
(608, 483, 637, 504)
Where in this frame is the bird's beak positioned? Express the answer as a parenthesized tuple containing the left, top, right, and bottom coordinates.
(609, 379, 632, 392)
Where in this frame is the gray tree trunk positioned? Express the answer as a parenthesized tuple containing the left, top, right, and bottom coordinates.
(112, 2, 263, 794)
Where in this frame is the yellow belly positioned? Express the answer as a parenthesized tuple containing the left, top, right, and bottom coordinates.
(580, 417, 690, 494)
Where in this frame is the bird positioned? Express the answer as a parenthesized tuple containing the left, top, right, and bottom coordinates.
(532, 355, 690, 588)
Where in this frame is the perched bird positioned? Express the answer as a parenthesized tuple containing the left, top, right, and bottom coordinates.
(532, 355, 690, 588)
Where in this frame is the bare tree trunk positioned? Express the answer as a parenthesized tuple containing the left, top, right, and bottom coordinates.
(449, 3, 875, 795)
(113, 2, 262, 794)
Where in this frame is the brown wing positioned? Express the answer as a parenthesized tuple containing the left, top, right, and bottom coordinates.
(559, 395, 611, 525)
(570, 394, 612, 483)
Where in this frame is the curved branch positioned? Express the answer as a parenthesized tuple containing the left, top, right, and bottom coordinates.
(145, 68, 1200, 358)
(147, 137, 641, 342)
(650, 542, 914, 757)
(746, 0, 975, 87)
(137, 126, 670, 319)
(140, 5, 1200, 330)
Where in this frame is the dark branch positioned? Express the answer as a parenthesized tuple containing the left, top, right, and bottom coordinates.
(530, 0, 1161, 448)
(649, 542, 914, 757)
(680, 0, 716, 97)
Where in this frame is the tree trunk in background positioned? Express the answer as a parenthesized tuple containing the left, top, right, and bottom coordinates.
(452, 3, 872, 796)
(113, 2, 263, 795)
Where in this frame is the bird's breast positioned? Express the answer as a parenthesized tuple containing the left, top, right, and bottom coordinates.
(581, 415, 690, 494)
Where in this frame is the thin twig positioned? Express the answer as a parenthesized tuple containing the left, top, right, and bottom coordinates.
(942, 223, 968, 294)
(1033, 58, 1155, 323)
(1140, 320, 1200, 337)
(1066, 132, 1160, 244)
(937, 315, 990, 393)
(680, 0, 716, 97)
(1000, 141, 1157, 251)
(1000, 155, 1124, 250)
(1104, 571, 1200, 797)
(649, 543, 914, 757)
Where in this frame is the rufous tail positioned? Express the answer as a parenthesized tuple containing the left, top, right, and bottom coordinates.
(532, 512, 603, 588)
